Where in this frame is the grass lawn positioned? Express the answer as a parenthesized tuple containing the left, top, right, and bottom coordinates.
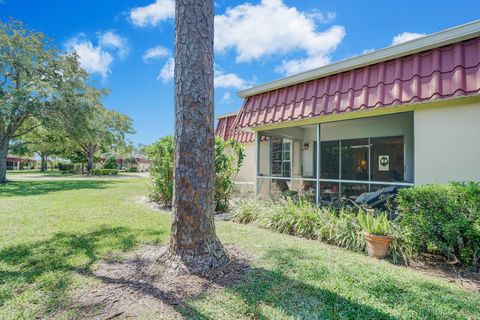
(0, 177, 479, 319)
(5, 169, 61, 175)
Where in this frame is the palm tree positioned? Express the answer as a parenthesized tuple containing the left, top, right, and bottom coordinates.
(165, 0, 227, 273)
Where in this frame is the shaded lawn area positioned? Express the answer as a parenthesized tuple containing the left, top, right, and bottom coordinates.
(0, 178, 479, 319)
(6, 169, 63, 175)
(0, 180, 118, 197)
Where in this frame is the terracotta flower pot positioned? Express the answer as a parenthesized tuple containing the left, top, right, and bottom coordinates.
(364, 233, 392, 260)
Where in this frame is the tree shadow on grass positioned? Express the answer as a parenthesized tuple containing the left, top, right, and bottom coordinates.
(0, 180, 118, 197)
(2, 231, 479, 319)
(72, 248, 399, 320)
(0, 226, 164, 289)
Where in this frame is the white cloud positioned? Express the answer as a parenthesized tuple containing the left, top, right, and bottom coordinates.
(98, 31, 129, 59)
(306, 10, 336, 24)
(143, 46, 170, 62)
(157, 57, 175, 82)
(155, 58, 253, 90)
(66, 35, 113, 78)
(222, 92, 232, 101)
(129, 0, 175, 27)
(391, 32, 426, 46)
(214, 70, 252, 90)
(215, 0, 345, 75)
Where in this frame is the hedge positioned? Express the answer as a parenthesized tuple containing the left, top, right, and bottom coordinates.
(397, 182, 480, 266)
(58, 163, 74, 173)
(90, 169, 119, 176)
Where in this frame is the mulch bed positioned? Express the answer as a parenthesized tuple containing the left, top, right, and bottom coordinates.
(407, 254, 480, 292)
(63, 245, 252, 319)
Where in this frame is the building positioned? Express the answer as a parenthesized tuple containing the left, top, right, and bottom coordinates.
(217, 20, 480, 203)
(97, 156, 151, 172)
(6, 157, 36, 171)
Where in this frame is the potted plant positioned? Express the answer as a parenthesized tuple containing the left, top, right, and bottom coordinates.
(358, 210, 392, 260)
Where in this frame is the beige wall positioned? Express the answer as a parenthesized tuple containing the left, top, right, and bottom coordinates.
(414, 101, 480, 184)
(235, 142, 255, 184)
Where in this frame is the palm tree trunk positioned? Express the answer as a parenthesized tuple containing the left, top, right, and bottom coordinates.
(166, 0, 226, 273)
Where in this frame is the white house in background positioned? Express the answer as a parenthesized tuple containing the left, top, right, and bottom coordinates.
(216, 20, 480, 203)
(6, 156, 36, 171)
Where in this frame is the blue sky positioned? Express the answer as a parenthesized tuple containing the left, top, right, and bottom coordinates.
(1, 0, 479, 145)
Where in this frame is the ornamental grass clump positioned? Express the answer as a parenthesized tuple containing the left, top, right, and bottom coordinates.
(315, 209, 365, 252)
(229, 197, 270, 224)
(259, 197, 321, 239)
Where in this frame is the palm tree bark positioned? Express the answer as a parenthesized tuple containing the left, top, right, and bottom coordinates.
(165, 0, 227, 273)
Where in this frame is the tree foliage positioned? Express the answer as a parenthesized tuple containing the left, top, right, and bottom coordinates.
(67, 101, 134, 171)
(0, 19, 90, 182)
(145, 136, 174, 206)
(102, 156, 118, 170)
(214, 137, 245, 211)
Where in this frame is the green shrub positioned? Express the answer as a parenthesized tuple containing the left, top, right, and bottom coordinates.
(145, 136, 174, 206)
(397, 182, 480, 266)
(145, 135, 244, 210)
(215, 138, 245, 211)
(90, 169, 118, 176)
(127, 167, 138, 172)
(58, 163, 74, 173)
(357, 211, 391, 236)
(102, 156, 118, 169)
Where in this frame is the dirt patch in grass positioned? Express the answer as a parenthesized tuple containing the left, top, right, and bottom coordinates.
(63, 245, 252, 319)
(408, 255, 480, 292)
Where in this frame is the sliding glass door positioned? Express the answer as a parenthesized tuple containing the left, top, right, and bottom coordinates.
(318, 135, 406, 198)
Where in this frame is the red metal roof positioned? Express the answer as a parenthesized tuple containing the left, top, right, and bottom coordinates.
(216, 114, 255, 143)
(6, 157, 36, 163)
(234, 37, 480, 129)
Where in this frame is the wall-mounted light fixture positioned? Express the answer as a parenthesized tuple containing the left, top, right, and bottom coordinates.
(302, 143, 309, 150)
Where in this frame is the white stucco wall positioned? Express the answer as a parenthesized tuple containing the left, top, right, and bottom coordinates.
(414, 101, 480, 184)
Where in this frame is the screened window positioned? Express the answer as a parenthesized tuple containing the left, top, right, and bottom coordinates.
(318, 136, 405, 183)
(320, 141, 339, 179)
(371, 136, 404, 182)
(271, 139, 292, 178)
(341, 138, 369, 181)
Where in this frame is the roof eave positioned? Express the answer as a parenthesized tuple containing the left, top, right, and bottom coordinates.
(237, 20, 480, 98)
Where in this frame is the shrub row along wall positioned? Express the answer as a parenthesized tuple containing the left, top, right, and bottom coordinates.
(230, 198, 412, 263)
(231, 182, 480, 266)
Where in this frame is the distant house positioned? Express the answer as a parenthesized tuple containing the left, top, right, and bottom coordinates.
(6, 156, 36, 171)
(97, 156, 151, 172)
(216, 20, 480, 203)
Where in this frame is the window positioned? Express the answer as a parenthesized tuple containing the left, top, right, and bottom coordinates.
(341, 138, 369, 181)
(371, 136, 404, 181)
(318, 136, 405, 197)
(320, 141, 339, 179)
(271, 138, 292, 177)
